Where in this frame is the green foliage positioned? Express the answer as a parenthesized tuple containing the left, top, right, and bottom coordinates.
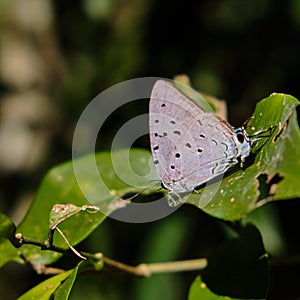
(0, 213, 17, 244)
(18, 268, 74, 300)
(0, 149, 154, 267)
(0, 92, 299, 299)
(189, 277, 240, 300)
(187, 93, 300, 220)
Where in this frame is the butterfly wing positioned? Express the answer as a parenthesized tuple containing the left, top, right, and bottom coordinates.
(149, 80, 241, 194)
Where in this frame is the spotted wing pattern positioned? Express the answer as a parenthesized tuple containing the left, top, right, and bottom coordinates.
(149, 80, 245, 194)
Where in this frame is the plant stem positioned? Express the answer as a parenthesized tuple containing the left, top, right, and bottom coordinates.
(16, 233, 207, 277)
(102, 257, 207, 277)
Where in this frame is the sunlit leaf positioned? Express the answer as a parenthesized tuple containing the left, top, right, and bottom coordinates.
(188, 276, 241, 300)
(0, 149, 156, 267)
(187, 93, 300, 220)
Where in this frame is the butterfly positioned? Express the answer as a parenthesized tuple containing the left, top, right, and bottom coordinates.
(149, 80, 254, 206)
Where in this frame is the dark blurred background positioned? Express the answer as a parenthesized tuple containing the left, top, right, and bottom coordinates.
(0, 0, 300, 299)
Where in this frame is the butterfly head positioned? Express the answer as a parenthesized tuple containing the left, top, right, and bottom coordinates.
(234, 124, 275, 166)
(233, 127, 252, 164)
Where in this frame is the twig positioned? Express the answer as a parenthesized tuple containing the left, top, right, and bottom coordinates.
(15, 233, 207, 277)
(18, 252, 65, 275)
(140, 259, 207, 275)
(15, 233, 72, 254)
(102, 256, 146, 276)
(102, 257, 207, 277)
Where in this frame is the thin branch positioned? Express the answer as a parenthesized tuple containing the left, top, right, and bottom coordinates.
(141, 259, 207, 275)
(102, 256, 146, 276)
(19, 252, 65, 275)
(16, 233, 71, 254)
(15, 233, 207, 277)
(102, 257, 207, 277)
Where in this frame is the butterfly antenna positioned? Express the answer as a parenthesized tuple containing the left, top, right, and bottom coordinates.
(242, 113, 277, 140)
(242, 116, 277, 142)
(248, 125, 277, 144)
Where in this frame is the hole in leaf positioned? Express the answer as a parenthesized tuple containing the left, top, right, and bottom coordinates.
(257, 173, 269, 201)
(256, 173, 284, 202)
(268, 173, 284, 195)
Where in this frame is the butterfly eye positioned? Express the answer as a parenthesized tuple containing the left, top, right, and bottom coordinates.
(237, 133, 245, 143)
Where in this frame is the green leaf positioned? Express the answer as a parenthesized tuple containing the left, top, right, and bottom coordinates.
(53, 261, 87, 300)
(19, 259, 102, 300)
(49, 204, 100, 230)
(0, 213, 17, 242)
(187, 93, 300, 220)
(188, 276, 242, 300)
(201, 223, 268, 299)
(0, 149, 156, 267)
(18, 270, 73, 300)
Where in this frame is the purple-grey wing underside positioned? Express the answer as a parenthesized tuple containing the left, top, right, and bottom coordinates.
(149, 80, 239, 193)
